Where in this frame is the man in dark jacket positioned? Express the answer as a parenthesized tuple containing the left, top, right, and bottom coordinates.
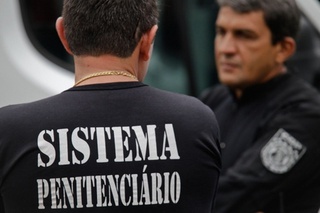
(201, 0, 320, 212)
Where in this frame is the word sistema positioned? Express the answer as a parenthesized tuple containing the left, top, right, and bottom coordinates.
(37, 124, 181, 167)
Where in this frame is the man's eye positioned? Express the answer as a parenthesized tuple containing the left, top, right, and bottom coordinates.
(216, 28, 226, 36)
(235, 31, 256, 39)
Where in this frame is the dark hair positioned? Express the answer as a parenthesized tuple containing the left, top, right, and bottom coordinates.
(216, 0, 301, 44)
(62, 0, 159, 57)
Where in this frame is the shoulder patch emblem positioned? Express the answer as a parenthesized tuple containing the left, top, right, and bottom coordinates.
(260, 129, 306, 174)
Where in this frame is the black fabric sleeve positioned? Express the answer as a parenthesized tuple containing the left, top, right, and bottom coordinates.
(215, 106, 320, 212)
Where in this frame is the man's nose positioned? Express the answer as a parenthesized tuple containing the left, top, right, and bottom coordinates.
(216, 34, 237, 54)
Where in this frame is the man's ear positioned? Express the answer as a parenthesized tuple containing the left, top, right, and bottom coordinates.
(56, 17, 73, 55)
(275, 37, 296, 63)
(140, 25, 158, 61)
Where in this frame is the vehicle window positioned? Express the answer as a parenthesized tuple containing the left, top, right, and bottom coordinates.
(20, 0, 73, 71)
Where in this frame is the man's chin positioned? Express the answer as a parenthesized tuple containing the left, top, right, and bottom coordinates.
(219, 78, 238, 87)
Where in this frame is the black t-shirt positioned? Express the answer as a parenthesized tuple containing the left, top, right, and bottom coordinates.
(201, 73, 320, 213)
(0, 82, 221, 213)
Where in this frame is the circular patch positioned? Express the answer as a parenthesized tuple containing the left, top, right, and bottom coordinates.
(261, 129, 306, 174)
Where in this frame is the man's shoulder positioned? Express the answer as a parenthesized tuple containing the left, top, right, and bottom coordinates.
(149, 86, 213, 108)
(274, 74, 320, 107)
(0, 94, 61, 120)
(199, 84, 230, 107)
(147, 87, 219, 123)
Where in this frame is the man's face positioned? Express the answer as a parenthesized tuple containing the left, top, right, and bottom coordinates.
(215, 7, 281, 89)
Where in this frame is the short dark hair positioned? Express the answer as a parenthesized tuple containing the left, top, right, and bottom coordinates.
(216, 0, 301, 44)
(62, 0, 159, 57)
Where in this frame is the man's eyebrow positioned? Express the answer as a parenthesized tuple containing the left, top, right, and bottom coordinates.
(226, 27, 259, 36)
(234, 28, 256, 34)
(235, 28, 259, 37)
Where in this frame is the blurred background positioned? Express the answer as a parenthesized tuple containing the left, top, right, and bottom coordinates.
(0, 0, 320, 107)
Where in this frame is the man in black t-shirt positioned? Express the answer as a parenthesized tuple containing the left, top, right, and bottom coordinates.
(0, 1, 221, 212)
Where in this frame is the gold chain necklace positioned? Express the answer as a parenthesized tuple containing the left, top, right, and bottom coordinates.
(74, 70, 138, 86)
